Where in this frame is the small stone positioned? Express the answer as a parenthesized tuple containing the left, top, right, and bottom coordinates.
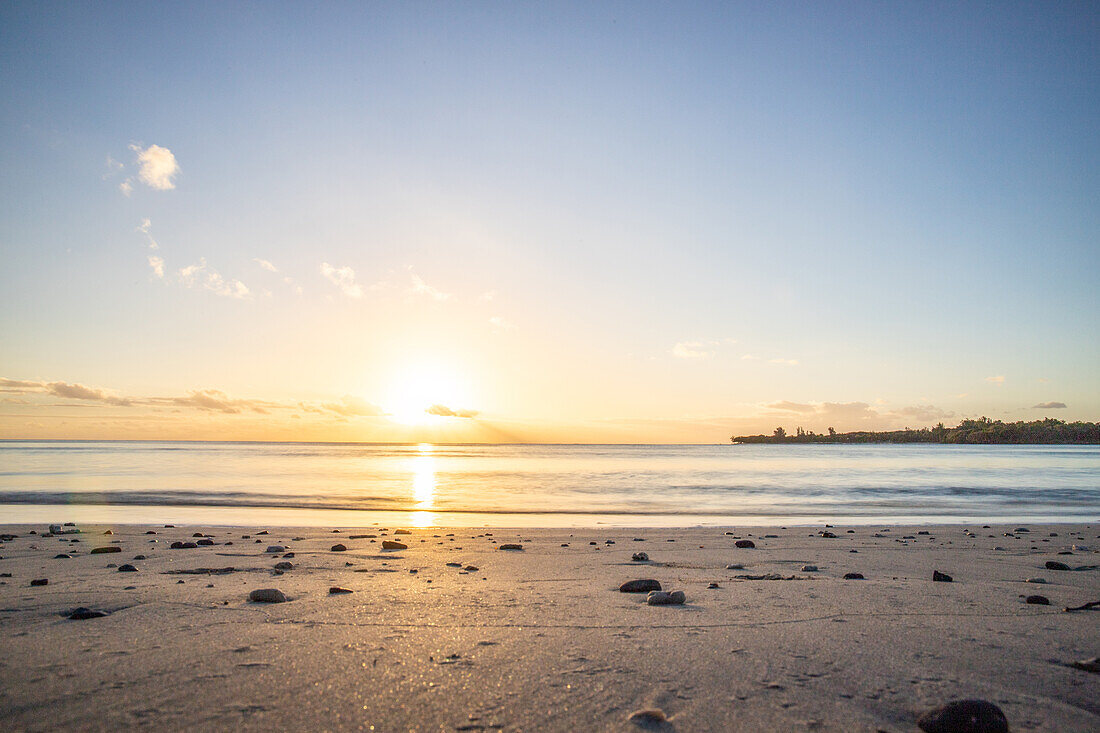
(628, 708, 668, 728)
(394, 529, 411, 535)
(819, 531, 837, 538)
(117, 564, 138, 572)
(498, 544, 523, 551)
(68, 607, 108, 620)
(196, 539, 214, 546)
(726, 563, 744, 570)
(103, 530, 113, 535)
(707, 582, 720, 589)
(265, 545, 286, 553)
(1045, 561, 1070, 571)
(1014, 527, 1030, 533)
(328, 586, 353, 594)
(646, 590, 686, 605)
(843, 572, 864, 580)
(90, 546, 121, 554)
(1025, 595, 1050, 605)
(381, 540, 407, 550)
(330, 544, 347, 552)
(54, 553, 71, 559)
(933, 570, 953, 582)
(273, 561, 293, 570)
(192, 532, 205, 538)
(735, 540, 755, 548)
(446, 562, 462, 567)
(145, 530, 157, 534)
(916, 699, 1008, 733)
(1068, 657, 1100, 674)
(632, 552, 649, 562)
(30, 578, 48, 586)
(171, 541, 198, 549)
(248, 588, 287, 603)
(1024, 577, 1046, 584)
(800, 565, 818, 572)
(283, 552, 294, 558)
(620, 579, 661, 593)
(464, 565, 479, 572)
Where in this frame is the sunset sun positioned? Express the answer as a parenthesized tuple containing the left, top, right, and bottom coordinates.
(382, 363, 473, 425)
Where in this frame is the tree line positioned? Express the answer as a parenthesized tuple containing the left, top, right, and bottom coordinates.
(731, 417, 1100, 445)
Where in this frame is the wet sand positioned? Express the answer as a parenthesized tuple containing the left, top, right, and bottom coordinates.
(1, 522, 1098, 731)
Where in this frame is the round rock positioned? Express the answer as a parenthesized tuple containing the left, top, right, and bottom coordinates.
(916, 699, 1008, 733)
(248, 588, 287, 603)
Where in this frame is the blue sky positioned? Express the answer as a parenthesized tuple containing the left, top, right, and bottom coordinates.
(1, 2, 1097, 441)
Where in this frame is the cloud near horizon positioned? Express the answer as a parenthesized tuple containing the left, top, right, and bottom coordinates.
(1032, 401, 1067, 409)
(762, 400, 955, 430)
(0, 378, 132, 406)
(426, 404, 479, 418)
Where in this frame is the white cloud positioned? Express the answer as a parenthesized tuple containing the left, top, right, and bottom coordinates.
(178, 258, 250, 299)
(672, 341, 713, 359)
(129, 143, 179, 190)
(136, 218, 159, 249)
(985, 375, 1006, 385)
(148, 255, 165, 279)
(254, 258, 278, 272)
(769, 358, 799, 366)
(119, 179, 133, 196)
(426, 404, 479, 418)
(320, 262, 363, 298)
(408, 269, 450, 301)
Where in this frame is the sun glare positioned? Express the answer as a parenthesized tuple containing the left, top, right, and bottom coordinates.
(382, 363, 470, 425)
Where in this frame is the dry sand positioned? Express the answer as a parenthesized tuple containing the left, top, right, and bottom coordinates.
(1, 522, 1098, 731)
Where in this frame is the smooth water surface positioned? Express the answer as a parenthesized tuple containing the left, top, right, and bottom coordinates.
(1, 441, 1097, 527)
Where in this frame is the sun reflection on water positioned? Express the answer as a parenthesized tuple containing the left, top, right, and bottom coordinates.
(411, 444, 436, 524)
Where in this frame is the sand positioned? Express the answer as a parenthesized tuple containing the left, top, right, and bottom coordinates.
(0, 522, 1097, 731)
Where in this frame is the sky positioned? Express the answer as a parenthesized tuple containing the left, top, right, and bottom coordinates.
(1, 2, 1097, 443)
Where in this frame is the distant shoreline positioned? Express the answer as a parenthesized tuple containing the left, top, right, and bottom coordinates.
(733, 417, 1100, 445)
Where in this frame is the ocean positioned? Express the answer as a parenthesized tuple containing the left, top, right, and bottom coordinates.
(1, 441, 1097, 527)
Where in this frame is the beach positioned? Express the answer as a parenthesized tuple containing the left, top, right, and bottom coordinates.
(1, 522, 1097, 731)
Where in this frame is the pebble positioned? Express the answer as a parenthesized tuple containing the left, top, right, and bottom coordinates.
(498, 544, 523, 551)
(265, 545, 286, 553)
(171, 542, 198, 549)
(726, 564, 744, 570)
(843, 572, 865, 580)
(1045, 561, 1070, 571)
(819, 531, 837, 538)
(800, 565, 818, 572)
(1025, 595, 1050, 605)
(381, 540, 407, 550)
(446, 562, 462, 567)
(394, 529, 411, 535)
(1024, 577, 1047, 584)
(632, 552, 649, 562)
(328, 586, 353, 594)
(134, 555, 146, 560)
(90, 546, 121, 554)
(273, 561, 293, 570)
(734, 540, 755, 548)
(330, 544, 347, 552)
(707, 582, 720, 589)
(68, 607, 108, 620)
(1068, 657, 1100, 674)
(619, 579, 661, 593)
(117, 564, 138, 572)
(646, 590, 686, 605)
(30, 578, 48, 586)
(932, 570, 953, 582)
(464, 565, 479, 572)
(196, 539, 214, 546)
(628, 708, 669, 728)
(916, 699, 1008, 733)
(54, 553, 71, 559)
(248, 588, 287, 603)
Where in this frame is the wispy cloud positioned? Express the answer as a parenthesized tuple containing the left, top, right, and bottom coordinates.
(320, 262, 363, 298)
(0, 378, 131, 406)
(985, 375, 1006, 385)
(762, 400, 955, 428)
(254, 258, 278, 272)
(119, 179, 133, 196)
(768, 358, 799, 366)
(151, 389, 271, 414)
(426, 404, 479, 418)
(408, 269, 450, 301)
(137, 218, 159, 249)
(130, 143, 179, 190)
(1032, 401, 1067, 409)
(179, 258, 250, 299)
(319, 395, 385, 417)
(147, 255, 165, 279)
(672, 341, 713, 360)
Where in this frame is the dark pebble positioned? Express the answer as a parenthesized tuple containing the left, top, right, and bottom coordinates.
(933, 570, 953, 582)
(917, 699, 1008, 733)
(381, 540, 407, 550)
(90, 546, 121, 554)
(1045, 561, 1070, 571)
(498, 543, 523, 551)
(620, 579, 661, 593)
(843, 573, 864, 580)
(735, 540, 755, 549)
(118, 564, 138, 572)
(328, 586, 353, 594)
(31, 578, 48, 586)
(68, 607, 108, 620)
(54, 553, 71, 559)
(330, 544, 347, 552)
(197, 539, 215, 546)
(1025, 595, 1050, 605)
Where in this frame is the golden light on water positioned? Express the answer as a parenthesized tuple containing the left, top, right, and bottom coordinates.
(411, 442, 436, 510)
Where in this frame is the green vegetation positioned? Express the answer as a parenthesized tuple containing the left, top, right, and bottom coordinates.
(731, 418, 1100, 445)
